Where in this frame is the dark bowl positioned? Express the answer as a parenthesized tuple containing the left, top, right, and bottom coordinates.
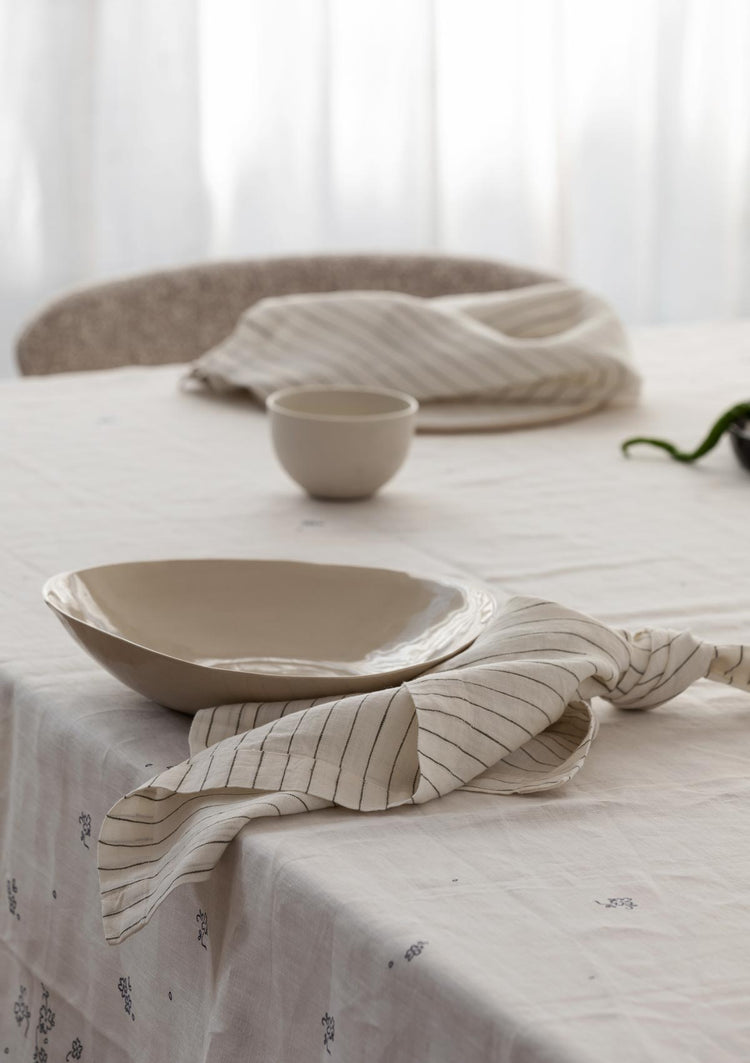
(729, 418, 750, 471)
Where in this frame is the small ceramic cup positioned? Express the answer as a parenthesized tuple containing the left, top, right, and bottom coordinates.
(267, 386, 419, 499)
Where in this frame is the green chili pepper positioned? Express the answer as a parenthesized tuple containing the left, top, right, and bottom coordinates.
(621, 402, 750, 463)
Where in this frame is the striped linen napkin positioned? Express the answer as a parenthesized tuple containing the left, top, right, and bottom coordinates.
(186, 282, 640, 431)
(98, 597, 749, 945)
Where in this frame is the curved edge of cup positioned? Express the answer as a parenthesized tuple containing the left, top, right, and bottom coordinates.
(266, 385, 419, 423)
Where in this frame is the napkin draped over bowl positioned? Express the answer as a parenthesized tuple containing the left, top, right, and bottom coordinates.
(99, 596, 749, 944)
(185, 283, 640, 431)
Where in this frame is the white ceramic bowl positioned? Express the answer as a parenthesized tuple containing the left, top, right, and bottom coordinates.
(267, 386, 418, 499)
(43, 559, 495, 713)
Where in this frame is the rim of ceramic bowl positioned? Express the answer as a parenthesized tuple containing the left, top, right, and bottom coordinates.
(266, 385, 419, 423)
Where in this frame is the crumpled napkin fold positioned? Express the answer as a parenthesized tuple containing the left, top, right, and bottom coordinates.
(99, 596, 749, 944)
(185, 283, 640, 431)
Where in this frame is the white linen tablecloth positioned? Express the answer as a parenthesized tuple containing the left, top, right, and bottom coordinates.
(2, 319, 750, 1063)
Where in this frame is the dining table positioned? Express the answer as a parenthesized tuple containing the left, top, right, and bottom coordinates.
(2, 317, 750, 1063)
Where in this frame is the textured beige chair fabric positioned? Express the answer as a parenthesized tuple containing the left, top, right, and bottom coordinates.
(15, 254, 555, 376)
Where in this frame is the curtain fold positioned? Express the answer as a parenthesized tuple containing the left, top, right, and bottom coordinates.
(2, 0, 749, 376)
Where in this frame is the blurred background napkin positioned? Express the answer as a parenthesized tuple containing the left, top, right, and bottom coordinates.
(186, 282, 640, 431)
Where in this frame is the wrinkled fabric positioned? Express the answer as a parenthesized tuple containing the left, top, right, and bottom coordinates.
(186, 283, 640, 431)
(99, 597, 750, 945)
(4, 325, 750, 1063)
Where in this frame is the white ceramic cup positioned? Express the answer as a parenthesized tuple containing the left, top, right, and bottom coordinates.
(267, 386, 419, 500)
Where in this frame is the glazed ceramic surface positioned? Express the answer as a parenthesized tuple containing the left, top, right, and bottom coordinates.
(267, 386, 418, 499)
(43, 559, 495, 713)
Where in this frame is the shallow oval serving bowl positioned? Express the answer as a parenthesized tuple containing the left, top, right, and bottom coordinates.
(43, 559, 495, 714)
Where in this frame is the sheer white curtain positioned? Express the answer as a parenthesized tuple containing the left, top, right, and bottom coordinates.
(2, 0, 750, 375)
